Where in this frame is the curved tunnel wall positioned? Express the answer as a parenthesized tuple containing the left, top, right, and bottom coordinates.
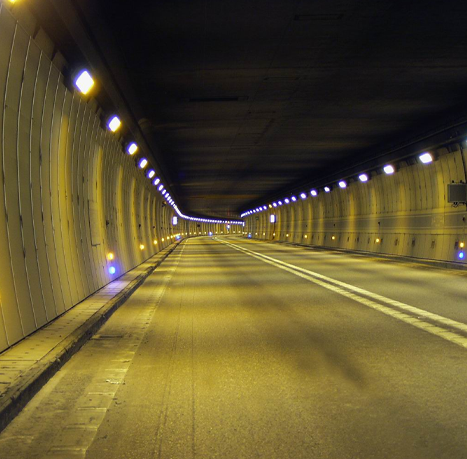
(0, 5, 238, 353)
(244, 145, 467, 264)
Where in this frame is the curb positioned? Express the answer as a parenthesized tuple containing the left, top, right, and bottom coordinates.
(0, 241, 182, 434)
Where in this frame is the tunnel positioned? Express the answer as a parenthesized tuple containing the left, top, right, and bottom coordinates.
(1, 0, 467, 457)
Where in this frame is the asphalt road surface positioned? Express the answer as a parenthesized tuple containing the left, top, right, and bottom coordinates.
(1, 236, 467, 459)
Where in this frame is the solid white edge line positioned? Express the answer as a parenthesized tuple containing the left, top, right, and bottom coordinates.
(218, 238, 467, 350)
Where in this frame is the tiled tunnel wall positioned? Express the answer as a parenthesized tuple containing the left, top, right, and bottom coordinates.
(244, 145, 467, 263)
(0, 4, 239, 353)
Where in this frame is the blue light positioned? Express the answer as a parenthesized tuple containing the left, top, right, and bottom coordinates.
(459, 252, 465, 260)
(109, 266, 116, 275)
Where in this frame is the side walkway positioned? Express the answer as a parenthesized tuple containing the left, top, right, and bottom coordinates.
(0, 240, 182, 433)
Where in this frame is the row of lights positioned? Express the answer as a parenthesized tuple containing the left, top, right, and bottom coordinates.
(73, 70, 243, 226)
(241, 152, 434, 218)
(106, 233, 189, 275)
(4, 0, 244, 227)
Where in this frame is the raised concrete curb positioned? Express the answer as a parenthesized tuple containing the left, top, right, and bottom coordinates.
(0, 241, 182, 434)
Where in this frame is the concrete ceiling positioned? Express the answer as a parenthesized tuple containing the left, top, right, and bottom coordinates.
(35, 0, 467, 218)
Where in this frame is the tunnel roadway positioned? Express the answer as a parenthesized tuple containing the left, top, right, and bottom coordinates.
(1, 236, 467, 458)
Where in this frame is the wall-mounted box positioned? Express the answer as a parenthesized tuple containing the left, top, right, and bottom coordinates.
(447, 184, 467, 203)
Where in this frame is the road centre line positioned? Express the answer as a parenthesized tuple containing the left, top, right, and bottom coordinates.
(217, 238, 467, 350)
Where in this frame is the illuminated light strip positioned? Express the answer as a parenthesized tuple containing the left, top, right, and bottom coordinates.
(240, 152, 434, 216)
(217, 239, 467, 349)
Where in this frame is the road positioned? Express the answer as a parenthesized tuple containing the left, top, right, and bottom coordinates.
(1, 236, 467, 459)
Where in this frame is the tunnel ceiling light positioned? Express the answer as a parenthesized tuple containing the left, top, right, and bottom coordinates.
(338, 180, 347, 189)
(359, 173, 369, 182)
(278, 201, 283, 205)
(138, 158, 148, 169)
(158, 184, 164, 191)
(419, 152, 433, 164)
(153, 177, 160, 185)
(284, 198, 290, 204)
(74, 70, 94, 95)
(291, 196, 297, 202)
(127, 142, 138, 155)
(310, 189, 318, 196)
(108, 116, 121, 132)
(384, 164, 395, 175)
(273, 202, 277, 207)
(324, 186, 331, 193)
(263, 206, 267, 210)
(300, 192, 307, 199)
(270, 215, 276, 223)
(147, 169, 155, 179)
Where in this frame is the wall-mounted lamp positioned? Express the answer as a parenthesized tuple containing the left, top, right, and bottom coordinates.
(107, 116, 121, 132)
(74, 70, 94, 95)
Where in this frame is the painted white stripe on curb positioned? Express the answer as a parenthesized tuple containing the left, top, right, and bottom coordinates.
(218, 238, 467, 350)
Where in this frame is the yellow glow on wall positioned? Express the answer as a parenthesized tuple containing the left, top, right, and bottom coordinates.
(139, 244, 145, 250)
(162, 238, 165, 241)
(153, 240, 157, 245)
(331, 236, 336, 240)
(107, 252, 114, 261)
(375, 238, 381, 243)
(460, 242, 465, 248)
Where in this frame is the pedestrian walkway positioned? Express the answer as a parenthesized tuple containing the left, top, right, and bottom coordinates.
(0, 241, 180, 432)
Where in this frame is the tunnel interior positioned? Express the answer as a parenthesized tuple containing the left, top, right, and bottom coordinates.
(0, 0, 466, 350)
(2, 1, 467, 457)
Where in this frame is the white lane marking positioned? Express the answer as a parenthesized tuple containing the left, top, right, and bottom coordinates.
(218, 238, 467, 349)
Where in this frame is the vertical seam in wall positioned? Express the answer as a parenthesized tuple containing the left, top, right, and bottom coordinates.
(29, 49, 49, 322)
(64, 94, 81, 302)
(0, 0, 8, 346)
(39, 59, 59, 317)
(16, 36, 38, 328)
(48, 71, 67, 312)
(56, 85, 74, 308)
(2, 22, 25, 336)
